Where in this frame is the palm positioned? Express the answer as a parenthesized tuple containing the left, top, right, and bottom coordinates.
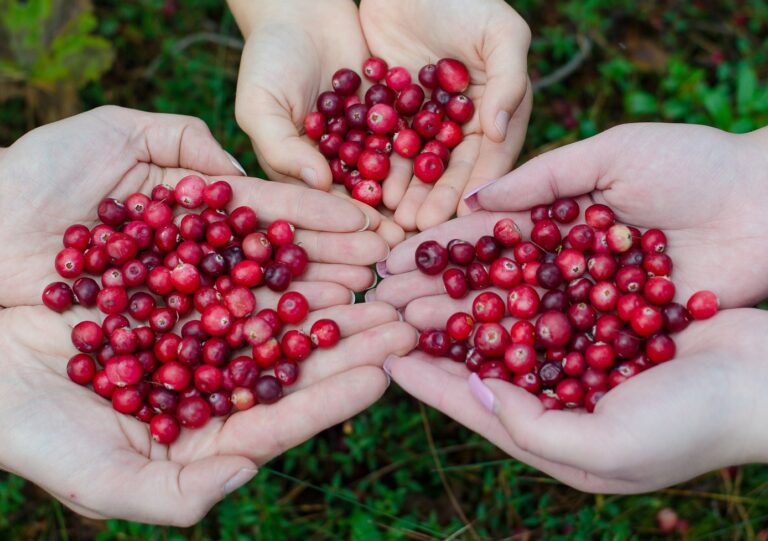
(359, 0, 531, 231)
(386, 309, 764, 494)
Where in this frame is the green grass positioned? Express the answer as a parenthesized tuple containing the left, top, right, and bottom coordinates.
(3, 0, 768, 538)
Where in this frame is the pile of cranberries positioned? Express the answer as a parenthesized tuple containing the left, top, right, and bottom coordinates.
(304, 57, 474, 207)
(414, 199, 719, 412)
(41, 177, 341, 444)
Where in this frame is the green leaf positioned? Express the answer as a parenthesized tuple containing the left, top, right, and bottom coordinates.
(700, 87, 733, 128)
(625, 91, 659, 116)
(736, 62, 758, 115)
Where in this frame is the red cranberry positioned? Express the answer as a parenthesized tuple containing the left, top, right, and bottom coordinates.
(467, 262, 491, 289)
(550, 198, 579, 223)
(565, 277, 593, 303)
(201, 304, 232, 336)
(504, 343, 537, 374)
(149, 307, 178, 334)
(562, 351, 587, 377)
(618, 248, 644, 267)
(589, 281, 619, 312)
(493, 219, 522, 247)
(176, 396, 211, 429)
(535, 311, 572, 349)
(432, 87, 452, 105)
(254, 376, 284, 404)
(631, 305, 664, 336)
(473, 322, 510, 358)
(208, 392, 232, 416)
(536, 262, 563, 290)
(478, 361, 511, 381)
(613, 330, 641, 359)
(67, 354, 97, 385)
(105, 355, 143, 387)
(643, 252, 673, 276)
(436, 58, 470, 93)
(111, 386, 142, 414)
(687, 290, 719, 320)
(110, 327, 138, 355)
(605, 224, 635, 253)
(646, 333, 676, 363)
(366, 103, 398, 134)
(512, 372, 541, 394)
(446, 312, 475, 341)
(489, 258, 522, 289)
(345, 104, 369, 131)
(566, 224, 594, 251)
(465, 348, 484, 372)
(242, 233, 272, 264)
(230, 260, 263, 288)
(331, 68, 361, 95)
(507, 284, 540, 319)
(364, 83, 396, 107)
(475, 236, 502, 263)
(418, 63, 438, 88)
(363, 57, 388, 81)
(445, 94, 474, 124)
(555, 379, 585, 407)
(281, 330, 313, 361)
(413, 152, 445, 183)
(55, 247, 85, 279)
(264, 263, 292, 292)
(148, 388, 179, 414)
(443, 268, 469, 299)
(530, 219, 562, 252)
(274, 359, 299, 385)
(447, 342, 468, 363)
(530, 205, 550, 222)
(510, 320, 535, 346)
(567, 303, 596, 331)
(42, 281, 75, 312)
(308, 319, 340, 349)
(174, 175, 206, 209)
(277, 291, 310, 324)
(392, 128, 422, 159)
(231, 387, 256, 411)
(415, 240, 449, 275)
(514, 241, 542, 264)
(609, 361, 641, 388)
(584, 204, 615, 230)
(617, 293, 646, 322)
(419, 329, 450, 356)
(97, 198, 128, 226)
(435, 120, 462, 148)
(412, 110, 443, 139)
(447, 239, 475, 265)
(96, 286, 129, 315)
(202, 338, 230, 366)
(663, 303, 691, 333)
(644, 276, 675, 305)
(352, 179, 383, 207)
(316, 90, 344, 118)
(150, 414, 180, 444)
(554, 249, 586, 281)
(539, 390, 564, 410)
(472, 292, 506, 323)
(641, 228, 667, 253)
(304, 111, 326, 140)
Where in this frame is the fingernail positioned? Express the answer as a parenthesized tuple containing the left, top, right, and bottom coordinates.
(383, 355, 399, 378)
(300, 167, 318, 185)
(495, 110, 510, 139)
(357, 213, 371, 232)
(365, 288, 376, 303)
(396, 309, 404, 322)
(225, 151, 247, 176)
(462, 179, 498, 212)
(376, 260, 390, 278)
(351, 290, 359, 304)
(223, 468, 258, 495)
(469, 373, 497, 415)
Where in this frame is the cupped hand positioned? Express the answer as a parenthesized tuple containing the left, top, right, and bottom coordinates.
(0, 299, 416, 525)
(465, 123, 768, 307)
(230, 0, 406, 247)
(0, 106, 389, 308)
(359, 0, 532, 231)
(383, 308, 767, 493)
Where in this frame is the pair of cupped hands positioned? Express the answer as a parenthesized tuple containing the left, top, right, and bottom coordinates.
(4, 104, 768, 529)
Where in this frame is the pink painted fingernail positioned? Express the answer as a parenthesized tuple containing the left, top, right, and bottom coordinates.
(469, 373, 497, 415)
(463, 179, 498, 212)
(364, 288, 376, 303)
(383, 355, 399, 378)
(376, 260, 390, 278)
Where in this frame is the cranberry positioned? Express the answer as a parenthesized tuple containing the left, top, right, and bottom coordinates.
(555, 379, 585, 408)
(617, 293, 646, 322)
(539, 390, 564, 410)
(150, 414, 180, 444)
(474, 236, 502, 263)
(231, 260, 263, 288)
(489, 258, 522, 289)
(110, 327, 138, 355)
(364, 84, 396, 107)
(445, 94, 474, 124)
(254, 375, 284, 404)
(105, 355, 143, 387)
(153, 223, 179, 252)
(54, 247, 85, 279)
(535, 311, 572, 349)
(561, 351, 587, 377)
(581, 368, 609, 391)
(584, 204, 615, 230)
(507, 284, 540, 319)
(530, 220, 562, 252)
(392, 129, 422, 159)
(419, 329, 450, 356)
(644, 276, 675, 305)
(96, 286, 129, 315)
(436, 58, 470, 93)
(443, 268, 469, 298)
(274, 359, 299, 385)
(467, 263, 491, 290)
(264, 263, 292, 291)
(643, 252, 673, 276)
(43, 281, 75, 312)
(363, 57, 388, 81)
(228, 206, 258, 237)
(176, 396, 211, 429)
(306, 319, 339, 349)
(618, 248, 644, 267)
(432, 87, 452, 105)
(435, 120, 462, 149)
(149, 307, 178, 334)
(352, 179, 383, 207)
(67, 354, 97, 385)
(530, 205, 550, 222)
(510, 320, 536, 345)
(589, 281, 619, 312)
(646, 333, 676, 363)
(514, 241, 542, 264)
(605, 224, 635, 253)
(148, 388, 179, 414)
(316, 90, 344, 119)
(492, 219, 521, 247)
(448, 239, 475, 265)
(281, 330, 313, 361)
(663, 303, 691, 333)
(566, 302, 596, 331)
(613, 330, 641, 359)
(478, 361, 511, 381)
(609, 362, 642, 388)
(584, 389, 605, 413)
(641, 228, 667, 253)
(512, 372, 541, 394)
(504, 343, 537, 374)
(472, 292, 505, 323)
(277, 291, 310, 324)
(536, 262, 563, 290)
(332, 68, 361, 95)
(111, 386, 142, 414)
(208, 392, 232, 416)
(346, 104, 369, 131)
(465, 348, 484, 372)
(687, 290, 719, 320)
(97, 198, 128, 226)
(415, 240, 449, 275)
(222, 286, 256, 319)
(473, 322, 510, 358)
(631, 305, 664, 336)
(446, 312, 475, 341)
(539, 361, 565, 387)
(231, 387, 256, 410)
(447, 342, 469, 363)
(412, 111, 443, 139)
(242, 233, 272, 264)
(413, 152, 445, 183)
(565, 277, 593, 303)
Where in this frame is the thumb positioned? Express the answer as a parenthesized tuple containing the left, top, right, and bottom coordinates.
(99, 106, 246, 177)
(478, 20, 530, 143)
(465, 133, 611, 212)
(237, 88, 333, 190)
(117, 454, 257, 526)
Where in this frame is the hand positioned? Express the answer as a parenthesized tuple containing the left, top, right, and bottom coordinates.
(359, 0, 532, 231)
(464, 123, 768, 307)
(0, 300, 415, 524)
(0, 106, 389, 307)
(383, 308, 767, 493)
(0, 106, 417, 523)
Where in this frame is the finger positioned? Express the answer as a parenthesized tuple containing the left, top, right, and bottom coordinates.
(301, 263, 376, 292)
(382, 153, 417, 210)
(101, 107, 244, 177)
(393, 178, 431, 232)
(253, 281, 353, 310)
(237, 88, 332, 190)
(403, 287, 511, 330)
(466, 132, 613, 213)
(218, 366, 389, 463)
(415, 135, 482, 231)
(386, 355, 640, 493)
(288, 320, 418, 391)
(284, 301, 400, 338)
(95, 453, 256, 527)
(459, 83, 533, 216)
(293, 230, 389, 266)
(479, 19, 530, 143)
(374, 270, 444, 308)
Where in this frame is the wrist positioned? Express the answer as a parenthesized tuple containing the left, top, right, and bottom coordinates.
(228, 0, 356, 38)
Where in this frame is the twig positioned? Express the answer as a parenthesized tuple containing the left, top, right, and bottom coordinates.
(418, 403, 481, 541)
(532, 35, 592, 93)
(144, 32, 243, 79)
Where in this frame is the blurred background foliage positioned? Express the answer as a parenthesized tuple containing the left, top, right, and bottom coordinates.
(2, 0, 768, 539)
